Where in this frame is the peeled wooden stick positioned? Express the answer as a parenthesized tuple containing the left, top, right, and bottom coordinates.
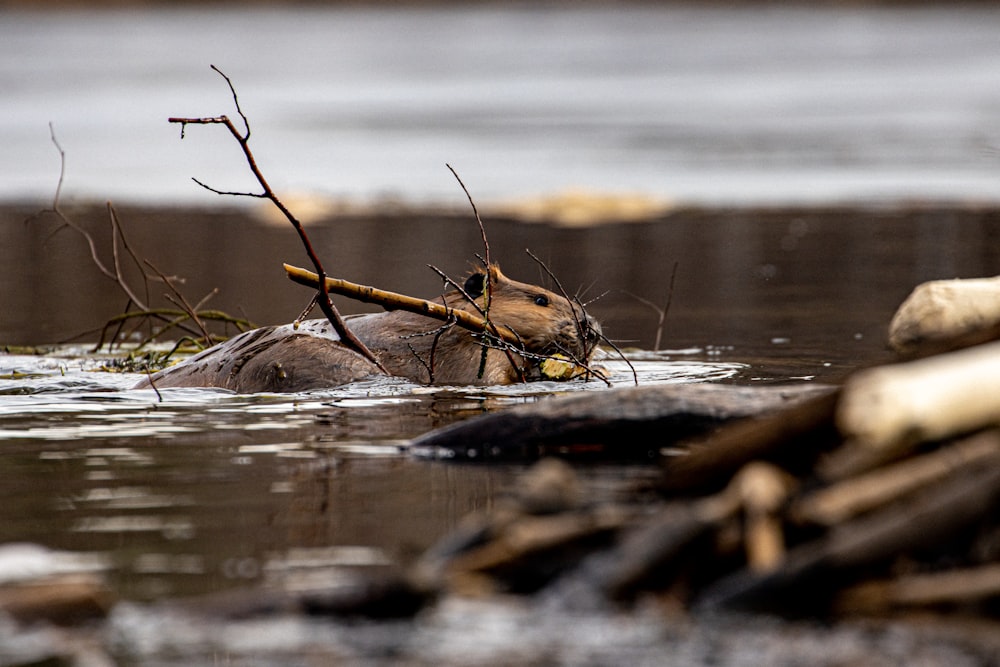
(889, 275, 1000, 357)
(835, 563, 1000, 614)
(797, 430, 1000, 526)
(836, 340, 1000, 453)
(283, 264, 520, 345)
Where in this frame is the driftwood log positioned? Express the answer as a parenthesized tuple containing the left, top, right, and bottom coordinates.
(409, 383, 834, 462)
(889, 275, 1000, 357)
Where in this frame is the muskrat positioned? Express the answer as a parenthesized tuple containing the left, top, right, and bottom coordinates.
(133, 265, 601, 393)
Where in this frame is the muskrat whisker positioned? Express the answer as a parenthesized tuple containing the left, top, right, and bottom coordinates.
(596, 330, 638, 386)
(524, 249, 595, 360)
(576, 277, 601, 301)
(581, 290, 612, 308)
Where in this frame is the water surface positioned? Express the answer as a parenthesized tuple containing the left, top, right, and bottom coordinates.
(2, 5, 1000, 205)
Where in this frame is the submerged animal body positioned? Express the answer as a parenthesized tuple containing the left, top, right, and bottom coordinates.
(134, 266, 601, 393)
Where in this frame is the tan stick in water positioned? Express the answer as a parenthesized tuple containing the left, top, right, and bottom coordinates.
(283, 263, 521, 345)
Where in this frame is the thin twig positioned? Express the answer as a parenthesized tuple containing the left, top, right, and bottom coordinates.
(626, 260, 679, 352)
(168, 65, 384, 372)
(426, 264, 525, 382)
(524, 249, 594, 366)
(145, 259, 212, 343)
(446, 164, 499, 380)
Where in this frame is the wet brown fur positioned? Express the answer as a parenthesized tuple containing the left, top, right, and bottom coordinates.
(134, 265, 600, 393)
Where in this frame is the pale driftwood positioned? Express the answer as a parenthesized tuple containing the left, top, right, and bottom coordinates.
(797, 430, 1000, 525)
(696, 456, 1000, 613)
(889, 275, 1000, 356)
(735, 463, 793, 572)
(836, 340, 1000, 454)
(835, 563, 1000, 614)
(409, 383, 835, 462)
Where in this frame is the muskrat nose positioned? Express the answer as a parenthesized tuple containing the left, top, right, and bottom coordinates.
(583, 314, 602, 343)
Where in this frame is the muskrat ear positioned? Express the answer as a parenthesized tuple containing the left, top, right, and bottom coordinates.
(464, 271, 488, 298)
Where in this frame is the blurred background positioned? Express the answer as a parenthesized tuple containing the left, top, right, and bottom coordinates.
(3, 2, 1000, 206)
(3, 2, 1000, 363)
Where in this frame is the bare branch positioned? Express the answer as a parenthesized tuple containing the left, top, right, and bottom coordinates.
(191, 177, 267, 199)
(169, 65, 384, 372)
(524, 248, 595, 368)
(625, 260, 678, 352)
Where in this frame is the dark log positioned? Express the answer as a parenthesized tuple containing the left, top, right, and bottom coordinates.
(297, 571, 430, 619)
(409, 383, 834, 462)
(584, 496, 739, 602)
(658, 388, 841, 495)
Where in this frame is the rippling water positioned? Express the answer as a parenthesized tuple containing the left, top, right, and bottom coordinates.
(0, 345, 745, 601)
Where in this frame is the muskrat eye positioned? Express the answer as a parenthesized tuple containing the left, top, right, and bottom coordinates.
(464, 272, 487, 298)
(534, 294, 549, 307)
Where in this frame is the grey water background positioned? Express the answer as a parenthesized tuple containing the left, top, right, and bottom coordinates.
(3, 4, 1000, 206)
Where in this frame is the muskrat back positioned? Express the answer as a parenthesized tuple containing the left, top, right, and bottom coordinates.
(134, 265, 601, 392)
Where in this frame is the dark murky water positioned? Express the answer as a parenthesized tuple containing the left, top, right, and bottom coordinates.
(3, 201, 1000, 612)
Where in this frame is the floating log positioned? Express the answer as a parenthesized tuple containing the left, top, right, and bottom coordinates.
(409, 383, 834, 462)
(834, 341, 1000, 472)
(658, 387, 840, 494)
(889, 275, 1000, 357)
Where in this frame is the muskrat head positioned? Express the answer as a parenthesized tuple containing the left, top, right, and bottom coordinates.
(458, 265, 602, 365)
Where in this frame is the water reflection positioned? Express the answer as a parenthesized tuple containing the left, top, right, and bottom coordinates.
(1, 343, 732, 599)
(3, 201, 1000, 600)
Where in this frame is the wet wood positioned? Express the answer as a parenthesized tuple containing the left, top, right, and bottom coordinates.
(889, 275, 1000, 357)
(834, 564, 1000, 614)
(581, 489, 742, 601)
(835, 341, 1000, 462)
(410, 383, 835, 462)
(284, 263, 520, 344)
(414, 459, 635, 595)
(795, 430, 1000, 525)
(736, 463, 793, 572)
(659, 387, 840, 494)
(696, 454, 1000, 613)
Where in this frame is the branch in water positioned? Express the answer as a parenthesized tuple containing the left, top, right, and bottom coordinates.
(168, 65, 384, 372)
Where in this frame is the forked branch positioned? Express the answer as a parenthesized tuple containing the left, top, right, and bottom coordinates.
(29, 124, 250, 354)
(168, 65, 384, 372)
